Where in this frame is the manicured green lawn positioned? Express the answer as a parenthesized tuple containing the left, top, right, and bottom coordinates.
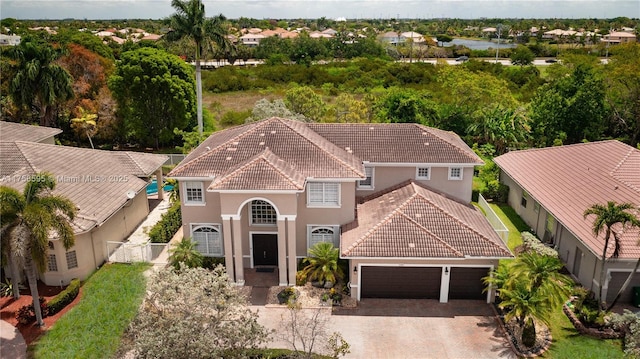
(33, 263, 150, 359)
(489, 204, 624, 358)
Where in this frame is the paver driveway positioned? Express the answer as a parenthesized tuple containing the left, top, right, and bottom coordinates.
(255, 299, 516, 359)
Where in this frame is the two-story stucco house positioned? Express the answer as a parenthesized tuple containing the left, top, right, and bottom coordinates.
(169, 118, 512, 302)
(495, 141, 640, 305)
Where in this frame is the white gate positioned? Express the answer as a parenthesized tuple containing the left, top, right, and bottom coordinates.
(106, 241, 169, 264)
(107, 241, 152, 263)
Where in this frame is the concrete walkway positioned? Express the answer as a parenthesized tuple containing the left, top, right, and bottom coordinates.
(0, 319, 26, 359)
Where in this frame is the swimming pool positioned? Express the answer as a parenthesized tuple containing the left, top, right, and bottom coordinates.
(146, 180, 174, 195)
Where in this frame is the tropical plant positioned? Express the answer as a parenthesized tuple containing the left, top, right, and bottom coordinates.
(70, 107, 98, 149)
(583, 201, 640, 310)
(488, 252, 572, 348)
(299, 242, 344, 287)
(167, 0, 230, 135)
(0, 172, 77, 326)
(168, 237, 204, 269)
(130, 265, 269, 358)
(6, 37, 74, 127)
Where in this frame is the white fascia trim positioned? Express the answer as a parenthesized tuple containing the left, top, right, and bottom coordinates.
(278, 215, 297, 221)
(342, 256, 508, 260)
(210, 189, 301, 194)
(169, 176, 215, 181)
(306, 178, 360, 182)
(221, 214, 242, 220)
(366, 162, 481, 167)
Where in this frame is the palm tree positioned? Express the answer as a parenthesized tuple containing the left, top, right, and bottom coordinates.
(70, 107, 98, 149)
(168, 237, 204, 269)
(509, 252, 572, 308)
(167, 0, 230, 135)
(583, 201, 640, 309)
(498, 280, 552, 348)
(299, 242, 344, 287)
(7, 37, 74, 127)
(0, 172, 76, 326)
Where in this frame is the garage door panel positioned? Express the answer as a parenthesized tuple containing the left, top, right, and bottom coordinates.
(361, 266, 441, 299)
(449, 267, 489, 300)
(606, 272, 640, 304)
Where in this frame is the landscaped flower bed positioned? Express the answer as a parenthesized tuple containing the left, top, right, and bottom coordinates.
(563, 299, 622, 339)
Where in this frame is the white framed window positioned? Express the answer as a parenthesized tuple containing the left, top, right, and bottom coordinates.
(357, 167, 374, 189)
(307, 225, 340, 250)
(48, 254, 58, 272)
(307, 182, 340, 207)
(192, 225, 223, 256)
(448, 167, 463, 180)
(66, 251, 78, 269)
(251, 200, 277, 225)
(184, 181, 204, 204)
(416, 167, 431, 180)
(521, 191, 529, 208)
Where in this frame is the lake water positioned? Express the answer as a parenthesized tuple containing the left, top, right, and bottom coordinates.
(444, 38, 516, 50)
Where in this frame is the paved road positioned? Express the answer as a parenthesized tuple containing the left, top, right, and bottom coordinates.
(255, 299, 516, 359)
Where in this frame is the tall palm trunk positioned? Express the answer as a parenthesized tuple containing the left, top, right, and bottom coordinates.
(195, 45, 203, 135)
(607, 257, 640, 311)
(9, 258, 21, 299)
(24, 255, 44, 326)
(598, 228, 611, 310)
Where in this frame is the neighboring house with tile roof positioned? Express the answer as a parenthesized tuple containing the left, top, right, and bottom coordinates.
(169, 117, 512, 302)
(1, 138, 167, 286)
(495, 140, 640, 305)
(1, 121, 61, 144)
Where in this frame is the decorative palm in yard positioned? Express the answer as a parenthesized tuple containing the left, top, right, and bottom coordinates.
(487, 252, 572, 348)
(299, 242, 344, 287)
(168, 237, 204, 269)
(167, 0, 230, 135)
(583, 201, 640, 310)
(0, 172, 77, 326)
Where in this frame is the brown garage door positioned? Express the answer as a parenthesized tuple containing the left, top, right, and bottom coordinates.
(449, 267, 489, 300)
(361, 266, 441, 299)
(606, 271, 640, 304)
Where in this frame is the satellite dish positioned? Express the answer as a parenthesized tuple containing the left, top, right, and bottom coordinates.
(126, 190, 136, 199)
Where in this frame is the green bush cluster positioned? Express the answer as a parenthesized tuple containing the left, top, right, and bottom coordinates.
(48, 278, 81, 315)
(149, 202, 182, 243)
(572, 287, 606, 328)
(481, 180, 509, 203)
(521, 232, 559, 258)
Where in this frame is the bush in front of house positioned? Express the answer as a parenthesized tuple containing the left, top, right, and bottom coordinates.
(149, 202, 182, 243)
(47, 279, 81, 315)
(521, 232, 559, 258)
(17, 297, 49, 324)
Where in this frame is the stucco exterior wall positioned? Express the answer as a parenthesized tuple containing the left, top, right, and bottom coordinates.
(357, 166, 474, 203)
(41, 191, 149, 286)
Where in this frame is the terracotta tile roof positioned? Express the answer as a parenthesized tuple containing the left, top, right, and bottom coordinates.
(494, 140, 640, 259)
(341, 181, 512, 258)
(307, 123, 482, 164)
(169, 117, 365, 181)
(0, 141, 167, 233)
(209, 148, 306, 191)
(0, 121, 61, 143)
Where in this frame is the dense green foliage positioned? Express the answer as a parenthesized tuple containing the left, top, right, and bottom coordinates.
(149, 202, 182, 243)
(47, 278, 81, 315)
(168, 237, 204, 269)
(108, 47, 196, 148)
(34, 263, 149, 359)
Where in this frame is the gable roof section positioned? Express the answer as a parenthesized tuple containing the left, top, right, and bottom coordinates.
(307, 123, 483, 164)
(0, 141, 167, 234)
(209, 148, 305, 191)
(494, 140, 640, 259)
(0, 121, 62, 143)
(169, 117, 365, 181)
(341, 181, 512, 258)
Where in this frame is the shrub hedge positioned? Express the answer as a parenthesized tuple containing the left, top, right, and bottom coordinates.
(149, 202, 182, 243)
(48, 278, 81, 315)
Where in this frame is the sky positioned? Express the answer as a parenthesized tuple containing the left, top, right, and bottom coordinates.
(1, 0, 639, 20)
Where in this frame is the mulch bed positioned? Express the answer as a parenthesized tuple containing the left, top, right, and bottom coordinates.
(0, 281, 83, 345)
